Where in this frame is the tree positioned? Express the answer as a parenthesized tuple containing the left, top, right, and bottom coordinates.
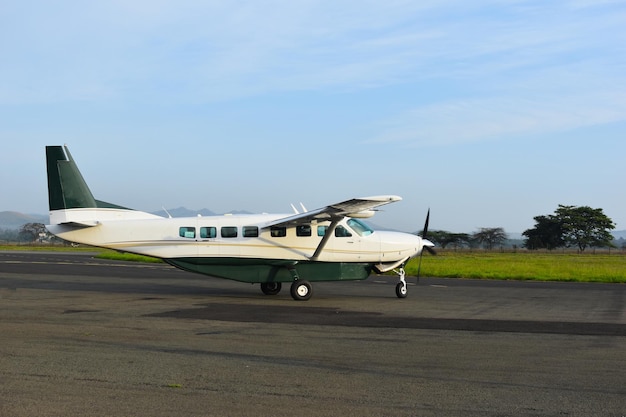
(473, 227, 507, 250)
(427, 230, 472, 249)
(555, 205, 615, 252)
(0, 228, 19, 243)
(522, 214, 565, 250)
(18, 223, 48, 243)
(523, 205, 615, 252)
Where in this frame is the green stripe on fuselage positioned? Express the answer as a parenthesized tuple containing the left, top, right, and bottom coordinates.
(165, 257, 373, 283)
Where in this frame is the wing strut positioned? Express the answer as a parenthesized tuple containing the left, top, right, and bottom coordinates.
(311, 219, 340, 261)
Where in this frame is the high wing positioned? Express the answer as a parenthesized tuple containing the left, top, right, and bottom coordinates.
(262, 195, 402, 229)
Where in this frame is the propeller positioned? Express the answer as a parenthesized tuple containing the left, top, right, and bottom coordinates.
(416, 208, 435, 283)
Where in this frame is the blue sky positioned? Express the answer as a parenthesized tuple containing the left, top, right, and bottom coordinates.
(1, 0, 625, 233)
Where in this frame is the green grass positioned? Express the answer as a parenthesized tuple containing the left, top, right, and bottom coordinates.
(3, 245, 624, 283)
(0, 244, 98, 252)
(0, 244, 163, 263)
(93, 250, 163, 263)
(405, 251, 626, 283)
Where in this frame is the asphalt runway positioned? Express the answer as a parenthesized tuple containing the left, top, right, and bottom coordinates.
(1, 251, 625, 416)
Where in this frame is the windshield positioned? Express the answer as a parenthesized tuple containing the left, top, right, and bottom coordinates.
(346, 218, 374, 237)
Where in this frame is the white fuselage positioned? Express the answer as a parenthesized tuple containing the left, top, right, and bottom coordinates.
(47, 209, 423, 264)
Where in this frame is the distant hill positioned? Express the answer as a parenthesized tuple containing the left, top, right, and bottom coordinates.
(613, 230, 626, 240)
(506, 231, 626, 240)
(151, 207, 252, 217)
(0, 211, 47, 229)
(151, 207, 217, 218)
(1, 208, 256, 229)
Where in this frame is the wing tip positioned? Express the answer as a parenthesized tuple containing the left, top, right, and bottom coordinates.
(359, 195, 402, 202)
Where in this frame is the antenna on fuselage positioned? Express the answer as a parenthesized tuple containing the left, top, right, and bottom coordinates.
(162, 206, 172, 218)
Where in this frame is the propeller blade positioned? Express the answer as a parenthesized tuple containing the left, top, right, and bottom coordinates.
(416, 250, 424, 283)
(424, 245, 437, 255)
(416, 209, 431, 284)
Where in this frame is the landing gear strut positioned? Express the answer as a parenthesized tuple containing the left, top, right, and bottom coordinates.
(394, 267, 408, 299)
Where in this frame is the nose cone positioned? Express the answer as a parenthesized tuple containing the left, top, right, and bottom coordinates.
(422, 238, 435, 251)
(377, 231, 426, 260)
(414, 236, 437, 257)
(411, 234, 424, 257)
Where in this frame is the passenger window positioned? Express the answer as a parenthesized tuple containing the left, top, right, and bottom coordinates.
(317, 226, 328, 237)
(271, 226, 286, 237)
(296, 225, 311, 237)
(335, 226, 352, 237)
(200, 227, 217, 239)
(221, 226, 238, 238)
(179, 227, 196, 238)
(243, 226, 259, 238)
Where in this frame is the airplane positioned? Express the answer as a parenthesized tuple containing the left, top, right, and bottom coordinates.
(45, 145, 435, 301)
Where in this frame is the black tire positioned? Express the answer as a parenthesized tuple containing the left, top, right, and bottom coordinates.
(260, 282, 282, 296)
(290, 280, 313, 301)
(395, 282, 408, 299)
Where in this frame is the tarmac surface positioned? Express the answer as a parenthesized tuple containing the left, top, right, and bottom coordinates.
(1, 251, 625, 416)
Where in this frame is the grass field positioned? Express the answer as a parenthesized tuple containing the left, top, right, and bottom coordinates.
(405, 251, 626, 283)
(2, 245, 624, 283)
(95, 250, 164, 263)
(0, 244, 98, 252)
(0, 245, 163, 263)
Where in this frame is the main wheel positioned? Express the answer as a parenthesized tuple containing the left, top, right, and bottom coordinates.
(290, 280, 313, 301)
(260, 282, 282, 296)
(395, 282, 408, 298)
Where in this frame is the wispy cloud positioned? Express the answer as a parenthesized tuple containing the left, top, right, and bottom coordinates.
(368, 88, 626, 147)
(362, 1, 626, 146)
(2, 0, 625, 140)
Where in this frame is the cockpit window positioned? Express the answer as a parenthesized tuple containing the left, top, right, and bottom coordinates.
(347, 218, 374, 236)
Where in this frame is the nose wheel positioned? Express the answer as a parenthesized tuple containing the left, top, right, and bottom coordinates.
(287, 265, 313, 301)
(394, 267, 408, 298)
(290, 280, 313, 301)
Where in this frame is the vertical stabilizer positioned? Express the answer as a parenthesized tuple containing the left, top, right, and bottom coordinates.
(46, 146, 161, 226)
(46, 146, 98, 211)
(46, 146, 160, 226)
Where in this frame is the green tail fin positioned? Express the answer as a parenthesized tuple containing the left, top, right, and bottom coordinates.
(46, 146, 127, 211)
